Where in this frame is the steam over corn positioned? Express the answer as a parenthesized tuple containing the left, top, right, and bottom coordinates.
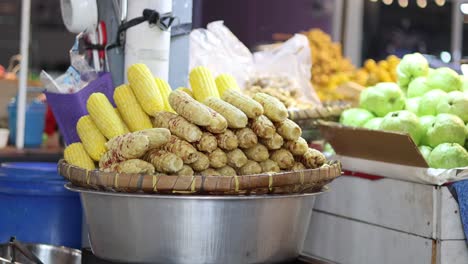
(87, 93, 125, 139)
(113, 84, 152, 132)
(189, 66, 220, 102)
(127, 64, 164, 116)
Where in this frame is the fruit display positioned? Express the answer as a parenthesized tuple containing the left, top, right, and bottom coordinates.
(64, 64, 328, 176)
(303, 28, 400, 101)
(244, 74, 315, 109)
(302, 29, 355, 101)
(357, 56, 400, 86)
(338, 53, 468, 169)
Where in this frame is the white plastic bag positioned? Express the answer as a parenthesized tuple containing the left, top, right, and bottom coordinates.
(190, 21, 320, 105)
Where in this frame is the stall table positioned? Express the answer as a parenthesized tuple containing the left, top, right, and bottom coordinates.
(302, 173, 467, 264)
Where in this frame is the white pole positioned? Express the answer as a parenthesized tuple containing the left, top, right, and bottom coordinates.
(451, 0, 463, 64)
(16, 0, 31, 149)
(332, 0, 344, 42)
(124, 0, 172, 82)
(343, 0, 364, 66)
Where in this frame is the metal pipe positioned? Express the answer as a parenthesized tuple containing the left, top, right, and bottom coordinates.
(451, 0, 464, 64)
(16, 0, 31, 149)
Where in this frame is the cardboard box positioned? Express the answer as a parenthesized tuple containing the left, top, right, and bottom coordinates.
(318, 121, 468, 185)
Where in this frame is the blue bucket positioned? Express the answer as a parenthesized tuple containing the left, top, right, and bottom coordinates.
(0, 162, 82, 248)
(8, 99, 46, 148)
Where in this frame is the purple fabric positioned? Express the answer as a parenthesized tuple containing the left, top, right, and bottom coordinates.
(45, 73, 115, 145)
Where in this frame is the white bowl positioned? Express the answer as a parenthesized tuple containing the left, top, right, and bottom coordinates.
(0, 128, 9, 148)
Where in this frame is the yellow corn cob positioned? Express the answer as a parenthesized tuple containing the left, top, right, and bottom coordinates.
(76, 115, 107, 161)
(176, 87, 194, 97)
(154, 77, 175, 112)
(86, 93, 125, 139)
(64, 143, 95, 170)
(253, 93, 288, 122)
(189, 66, 220, 102)
(222, 89, 263, 118)
(203, 97, 248, 128)
(114, 84, 152, 132)
(127, 63, 164, 116)
(115, 108, 130, 133)
(215, 73, 240, 96)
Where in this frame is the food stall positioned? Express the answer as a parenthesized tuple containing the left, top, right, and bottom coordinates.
(0, 0, 467, 263)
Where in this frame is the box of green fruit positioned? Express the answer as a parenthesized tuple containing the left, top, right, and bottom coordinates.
(320, 53, 468, 185)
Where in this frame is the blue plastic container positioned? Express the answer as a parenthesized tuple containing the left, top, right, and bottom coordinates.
(0, 162, 82, 248)
(8, 99, 46, 147)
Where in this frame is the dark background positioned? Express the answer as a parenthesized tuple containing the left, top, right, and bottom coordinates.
(0, 0, 464, 72)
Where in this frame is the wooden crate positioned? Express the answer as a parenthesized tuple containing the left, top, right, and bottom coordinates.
(302, 176, 467, 264)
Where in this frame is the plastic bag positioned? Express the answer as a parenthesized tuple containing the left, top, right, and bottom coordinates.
(190, 21, 321, 105)
(41, 33, 98, 94)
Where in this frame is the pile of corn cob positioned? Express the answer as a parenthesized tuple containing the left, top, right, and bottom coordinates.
(244, 74, 315, 110)
(64, 64, 327, 176)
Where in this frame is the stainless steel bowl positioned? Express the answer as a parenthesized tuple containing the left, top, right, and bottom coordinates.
(0, 243, 81, 264)
(66, 184, 321, 264)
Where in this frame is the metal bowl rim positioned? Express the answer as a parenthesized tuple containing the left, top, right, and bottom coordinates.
(65, 183, 325, 200)
(0, 242, 82, 257)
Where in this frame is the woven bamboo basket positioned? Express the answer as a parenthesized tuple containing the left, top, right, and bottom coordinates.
(58, 159, 341, 195)
(288, 102, 351, 142)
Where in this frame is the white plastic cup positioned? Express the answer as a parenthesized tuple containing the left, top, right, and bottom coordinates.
(0, 129, 9, 148)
